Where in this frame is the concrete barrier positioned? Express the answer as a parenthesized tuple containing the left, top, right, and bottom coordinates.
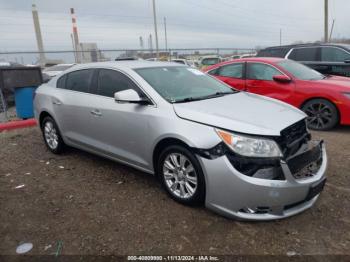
(0, 119, 37, 132)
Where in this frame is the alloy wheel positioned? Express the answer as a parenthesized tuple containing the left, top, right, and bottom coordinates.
(44, 121, 59, 150)
(162, 153, 198, 199)
(304, 102, 334, 130)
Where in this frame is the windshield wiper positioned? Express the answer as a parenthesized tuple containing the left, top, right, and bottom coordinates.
(173, 91, 237, 103)
(173, 97, 201, 103)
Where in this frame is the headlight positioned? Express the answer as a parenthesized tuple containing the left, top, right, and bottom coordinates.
(343, 92, 350, 99)
(215, 129, 282, 158)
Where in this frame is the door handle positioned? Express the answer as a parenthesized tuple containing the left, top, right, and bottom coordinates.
(90, 109, 102, 117)
(52, 99, 62, 105)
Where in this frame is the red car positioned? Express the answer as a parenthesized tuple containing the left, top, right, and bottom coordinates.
(205, 57, 350, 130)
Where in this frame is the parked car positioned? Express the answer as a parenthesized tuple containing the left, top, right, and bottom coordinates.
(171, 59, 197, 68)
(206, 57, 350, 130)
(231, 53, 257, 60)
(199, 55, 223, 70)
(43, 63, 76, 78)
(145, 58, 159, 61)
(257, 43, 350, 77)
(34, 61, 327, 220)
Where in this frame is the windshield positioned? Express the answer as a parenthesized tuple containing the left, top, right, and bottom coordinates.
(44, 65, 73, 72)
(277, 60, 324, 80)
(135, 66, 237, 103)
(201, 58, 220, 65)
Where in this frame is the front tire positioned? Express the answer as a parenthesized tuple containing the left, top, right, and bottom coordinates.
(302, 99, 338, 131)
(157, 145, 206, 206)
(41, 116, 65, 154)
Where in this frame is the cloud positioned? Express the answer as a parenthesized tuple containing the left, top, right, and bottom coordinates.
(0, 0, 349, 55)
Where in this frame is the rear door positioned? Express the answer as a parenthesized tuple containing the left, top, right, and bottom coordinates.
(208, 63, 246, 90)
(52, 69, 97, 147)
(287, 47, 322, 72)
(245, 62, 295, 104)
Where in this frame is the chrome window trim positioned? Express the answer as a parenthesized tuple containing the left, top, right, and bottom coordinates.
(56, 67, 157, 108)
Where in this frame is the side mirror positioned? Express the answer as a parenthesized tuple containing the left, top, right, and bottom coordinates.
(273, 75, 292, 83)
(344, 59, 350, 64)
(114, 89, 150, 105)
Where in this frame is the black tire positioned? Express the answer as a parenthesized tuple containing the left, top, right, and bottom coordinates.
(302, 99, 338, 131)
(41, 116, 65, 154)
(157, 145, 206, 206)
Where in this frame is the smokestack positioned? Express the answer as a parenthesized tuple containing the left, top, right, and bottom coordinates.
(70, 8, 81, 63)
(32, 4, 46, 66)
(149, 34, 153, 55)
(139, 36, 144, 50)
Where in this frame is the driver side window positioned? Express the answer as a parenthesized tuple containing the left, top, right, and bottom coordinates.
(97, 69, 143, 98)
(321, 47, 350, 62)
(247, 63, 281, 81)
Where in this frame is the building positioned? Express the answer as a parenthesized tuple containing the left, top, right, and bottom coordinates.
(78, 43, 109, 63)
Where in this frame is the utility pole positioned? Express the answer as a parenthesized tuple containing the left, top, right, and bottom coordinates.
(324, 0, 329, 42)
(279, 28, 282, 46)
(164, 17, 168, 52)
(31, 4, 46, 67)
(152, 0, 159, 59)
(329, 19, 335, 42)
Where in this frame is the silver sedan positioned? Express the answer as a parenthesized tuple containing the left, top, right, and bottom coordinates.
(34, 61, 327, 220)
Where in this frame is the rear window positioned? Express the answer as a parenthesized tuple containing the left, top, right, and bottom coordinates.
(172, 60, 186, 65)
(66, 69, 94, 93)
(201, 58, 220, 66)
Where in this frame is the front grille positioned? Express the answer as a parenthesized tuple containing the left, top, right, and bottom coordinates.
(287, 141, 323, 179)
(275, 119, 310, 159)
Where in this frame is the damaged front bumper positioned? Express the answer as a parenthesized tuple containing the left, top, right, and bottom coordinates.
(197, 141, 327, 221)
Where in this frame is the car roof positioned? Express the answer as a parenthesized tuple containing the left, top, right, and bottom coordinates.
(261, 42, 350, 50)
(69, 61, 184, 71)
(204, 57, 286, 71)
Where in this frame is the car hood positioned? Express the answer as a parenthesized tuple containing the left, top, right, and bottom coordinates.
(173, 92, 306, 136)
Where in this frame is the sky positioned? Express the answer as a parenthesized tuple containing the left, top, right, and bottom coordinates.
(0, 0, 349, 53)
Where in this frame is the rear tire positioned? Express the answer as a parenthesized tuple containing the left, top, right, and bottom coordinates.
(157, 145, 205, 206)
(302, 99, 338, 131)
(41, 116, 65, 154)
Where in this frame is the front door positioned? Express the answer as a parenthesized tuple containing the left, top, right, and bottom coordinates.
(88, 69, 153, 170)
(245, 62, 295, 104)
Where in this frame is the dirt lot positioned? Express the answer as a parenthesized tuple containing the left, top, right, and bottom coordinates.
(0, 126, 350, 256)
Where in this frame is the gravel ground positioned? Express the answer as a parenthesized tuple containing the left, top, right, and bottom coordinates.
(0, 127, 349, 256)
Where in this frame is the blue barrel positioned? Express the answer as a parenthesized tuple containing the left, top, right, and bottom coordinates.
(14, 87, 37, 119)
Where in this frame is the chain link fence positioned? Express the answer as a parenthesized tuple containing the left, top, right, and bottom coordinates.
(0, 48, 257, 66)
(0, 47, 257, 122)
